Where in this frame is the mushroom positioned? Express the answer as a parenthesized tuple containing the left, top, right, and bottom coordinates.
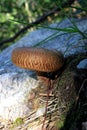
(12, 47, 64, 81)
(11, 47, 64, 129)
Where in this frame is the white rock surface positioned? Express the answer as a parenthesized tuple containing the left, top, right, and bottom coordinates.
(0, 18, 87, 121)
(0, 72, 43, 121)
(77, 59, 87, 69)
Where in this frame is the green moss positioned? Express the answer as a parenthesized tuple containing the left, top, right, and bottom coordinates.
(10, 118, 24, 129)
(55, 116, 65, 129)
(14, 118, 24, 126)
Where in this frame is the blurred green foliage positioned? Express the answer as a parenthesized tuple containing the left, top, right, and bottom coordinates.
(78, 0, 87, 9)
(0, 0, 87, 50)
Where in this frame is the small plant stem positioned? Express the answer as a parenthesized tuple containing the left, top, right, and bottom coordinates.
(42, 79, 52, 130)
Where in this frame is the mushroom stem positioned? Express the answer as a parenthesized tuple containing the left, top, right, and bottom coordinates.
(42, 78, 52, 130)
(36, 64, 65, 85)
(36, 71, 57, 86)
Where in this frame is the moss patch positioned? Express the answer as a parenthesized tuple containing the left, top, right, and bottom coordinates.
(10, 118, 24, 129)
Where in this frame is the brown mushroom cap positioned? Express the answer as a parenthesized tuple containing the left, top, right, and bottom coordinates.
(12, 47, 64, 72)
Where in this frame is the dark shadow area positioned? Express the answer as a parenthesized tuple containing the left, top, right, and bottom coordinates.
(60, 68, 87, 130)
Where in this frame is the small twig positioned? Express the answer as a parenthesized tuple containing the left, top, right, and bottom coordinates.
(76, 79, 87, 101)
(23, 111, 36, 121)
(39, 93, 54, 97)
(78, 79, 87, 95)
(75, 79, 87, 109)
(42, 79, 52, 130)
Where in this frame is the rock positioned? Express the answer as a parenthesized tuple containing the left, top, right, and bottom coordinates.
(0, 72, 45, 121)
(0, 18, 87, 127)
(0, 18, 87, 75)
(77, 59, 87, 69)
(82, 122, 87, 130)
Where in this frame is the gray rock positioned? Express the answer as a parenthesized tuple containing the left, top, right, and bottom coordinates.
(0, 18, 87, 121)
(77, 59, 87, 69)
(0, 72, 45, 121)
(82, 122, 87, 130)
(0, 18, 87, 74)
